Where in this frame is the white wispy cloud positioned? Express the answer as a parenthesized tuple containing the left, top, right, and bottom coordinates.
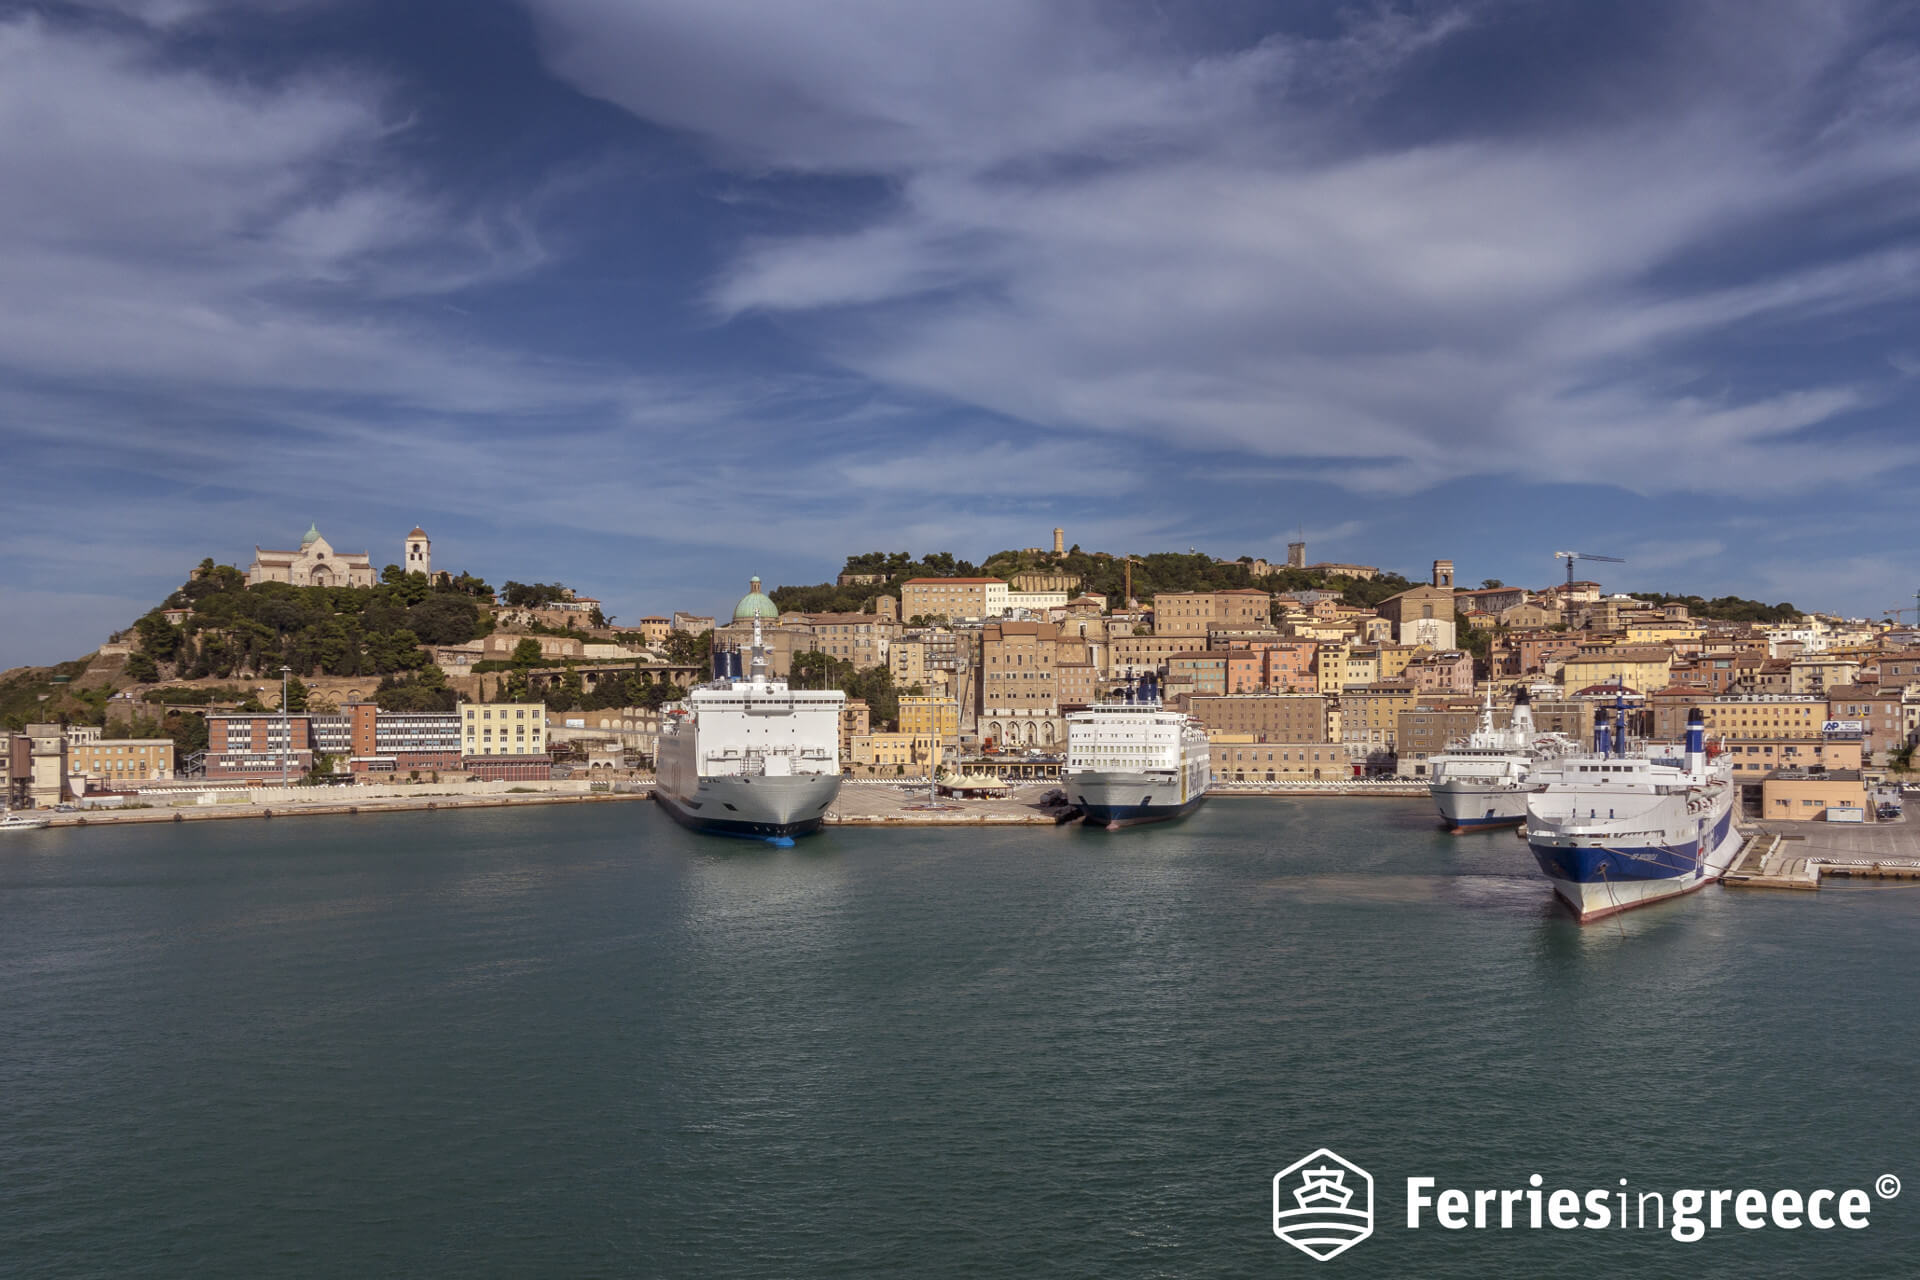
(527, 0, 1920, 497)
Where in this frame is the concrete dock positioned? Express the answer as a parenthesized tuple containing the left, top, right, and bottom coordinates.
(1722, 815, 1920, 892)
(825, 783, 1078, 826)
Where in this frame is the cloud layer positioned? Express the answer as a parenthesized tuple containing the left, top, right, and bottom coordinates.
(530, 0, 1920, 494)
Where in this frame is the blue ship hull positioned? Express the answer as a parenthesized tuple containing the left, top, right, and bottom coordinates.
(1527, 808, 1736, 920)
(1079, 793, 1207, 829)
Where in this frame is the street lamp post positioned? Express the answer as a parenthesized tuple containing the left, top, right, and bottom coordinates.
(280, 665, 293, 789)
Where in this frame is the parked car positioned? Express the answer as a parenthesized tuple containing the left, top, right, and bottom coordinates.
(1877, 805, 1902, 820)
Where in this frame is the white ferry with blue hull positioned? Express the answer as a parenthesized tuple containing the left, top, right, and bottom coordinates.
(1065, 675, 1210, 829)
(1523, 700, 1742, 922)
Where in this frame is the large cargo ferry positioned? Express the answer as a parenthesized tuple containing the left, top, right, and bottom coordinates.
(1522, 699, 1741, 922)
(653, 581, 845, 843)
(1428, 687, 1576, 832)
(1064, 676, 1210, 829)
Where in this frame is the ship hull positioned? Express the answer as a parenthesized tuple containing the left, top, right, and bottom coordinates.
(1431, 781, 1529, 832)
(653, 772, 841, 840)
(1067, 771, 1207, 829)
(1526, 806, 1739, 922)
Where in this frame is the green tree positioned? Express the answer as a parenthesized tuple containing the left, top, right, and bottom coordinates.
(126, 651, 159, 683)
(407, 594, 480, 644)
(511, 638, 545, 667)
(663, 628, 712, 666)
(283, 676, 309, 712)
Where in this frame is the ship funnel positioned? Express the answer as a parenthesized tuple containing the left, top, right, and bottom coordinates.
(712, 647, 728, 682)
(1686, 707, 1706, 772)
(1594, 708, 1612, 757)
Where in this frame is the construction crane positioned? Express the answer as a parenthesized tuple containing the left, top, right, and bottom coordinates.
(1554, 550, 1625, 588)
(1885, 590, 1920, 624)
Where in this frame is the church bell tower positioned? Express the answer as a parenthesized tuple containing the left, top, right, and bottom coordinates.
(406, 526, 432, 579)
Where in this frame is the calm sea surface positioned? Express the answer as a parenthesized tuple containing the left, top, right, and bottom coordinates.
(2, 798, 1916, 1278)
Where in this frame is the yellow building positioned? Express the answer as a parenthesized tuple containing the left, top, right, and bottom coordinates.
(459, 701, 547, 756)
(898, 695, 959, 739)
(1338, 683, 1420, 751)
(1208, 736, 1351, 781)
(1701, 696, 1827, 742)
(1625, 620, 1705, 645)
(1760, 770, 1868, 821)
(848, 731, 945, 774)
(888, 639, 929, 687)
(66, 734, 174, 787)
(1559, 645, 1674, 694)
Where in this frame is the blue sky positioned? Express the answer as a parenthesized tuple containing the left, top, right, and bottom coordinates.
(4, 0, 1920, 665)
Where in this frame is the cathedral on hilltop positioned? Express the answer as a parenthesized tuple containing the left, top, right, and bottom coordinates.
(246, 524, 430, 588)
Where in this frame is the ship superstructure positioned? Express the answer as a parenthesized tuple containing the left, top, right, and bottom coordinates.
(1522, 698, 1741, 922)
(1428, 687, 1577, 832)
(1064, 674, 1210, 829)
(653, 586, 844, 843)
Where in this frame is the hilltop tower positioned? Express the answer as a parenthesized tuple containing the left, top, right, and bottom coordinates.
(1433, 559, 1454, 589)
(1287, 541, 1306, 569)
(1053, 527, 1065, 556)
(406, 526, 432, 579)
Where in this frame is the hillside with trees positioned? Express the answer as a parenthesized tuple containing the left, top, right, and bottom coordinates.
(129, 559, 495, 682)
(771, 547, 1414, 614)
(1626, 593, 1802, 623)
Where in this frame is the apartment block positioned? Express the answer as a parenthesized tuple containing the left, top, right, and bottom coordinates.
(979, 620, 1062, 750)
(1151, 589, 1271, 638)
(901, 577, 1008, 621)
(1187, 693, 1334, 742)
(1210, 739, 1351, 781)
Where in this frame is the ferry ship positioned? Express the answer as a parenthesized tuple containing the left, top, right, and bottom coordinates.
(1428, 687, 1576, 832)
(1522, 698, 1741, 922)
(652, 581, 845, 844)
(1063, 674, 1210, 829)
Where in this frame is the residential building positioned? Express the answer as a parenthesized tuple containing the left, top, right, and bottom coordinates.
(978, 620, 1062, 750)
(66, 734, 174, 789)
(1396, 697, 1493, 777)
(898, 695, 960, 742)
(1209, 739, 1351, 781)
(1056, 662, 1099, 710)
(1558, 645, 1674, 695)
(1827, 684, 1919, 765)
(23, 723, 69, 807)
(671, 612, 716, 634)
(901, 577, 1009, 621)
(1005, 589, 1070, 613)
(1107, 633, 1199, 677)
(1693, 695, 1829, 743)
(1862, 650, 1920, 689)
(801, 612, 895, 668)
(1187, 694, 1335, 742)
(1167, 651, 1229, 697)
(849, 731, 947, 774)
(1403, 650, 1474, 694)
(634, 617, 671, 647)
(1338, 682, 1420, 759)
(840, 699, 870, 761)
(1151, 589, 1271, 638)
(888, 638, 930, 688)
